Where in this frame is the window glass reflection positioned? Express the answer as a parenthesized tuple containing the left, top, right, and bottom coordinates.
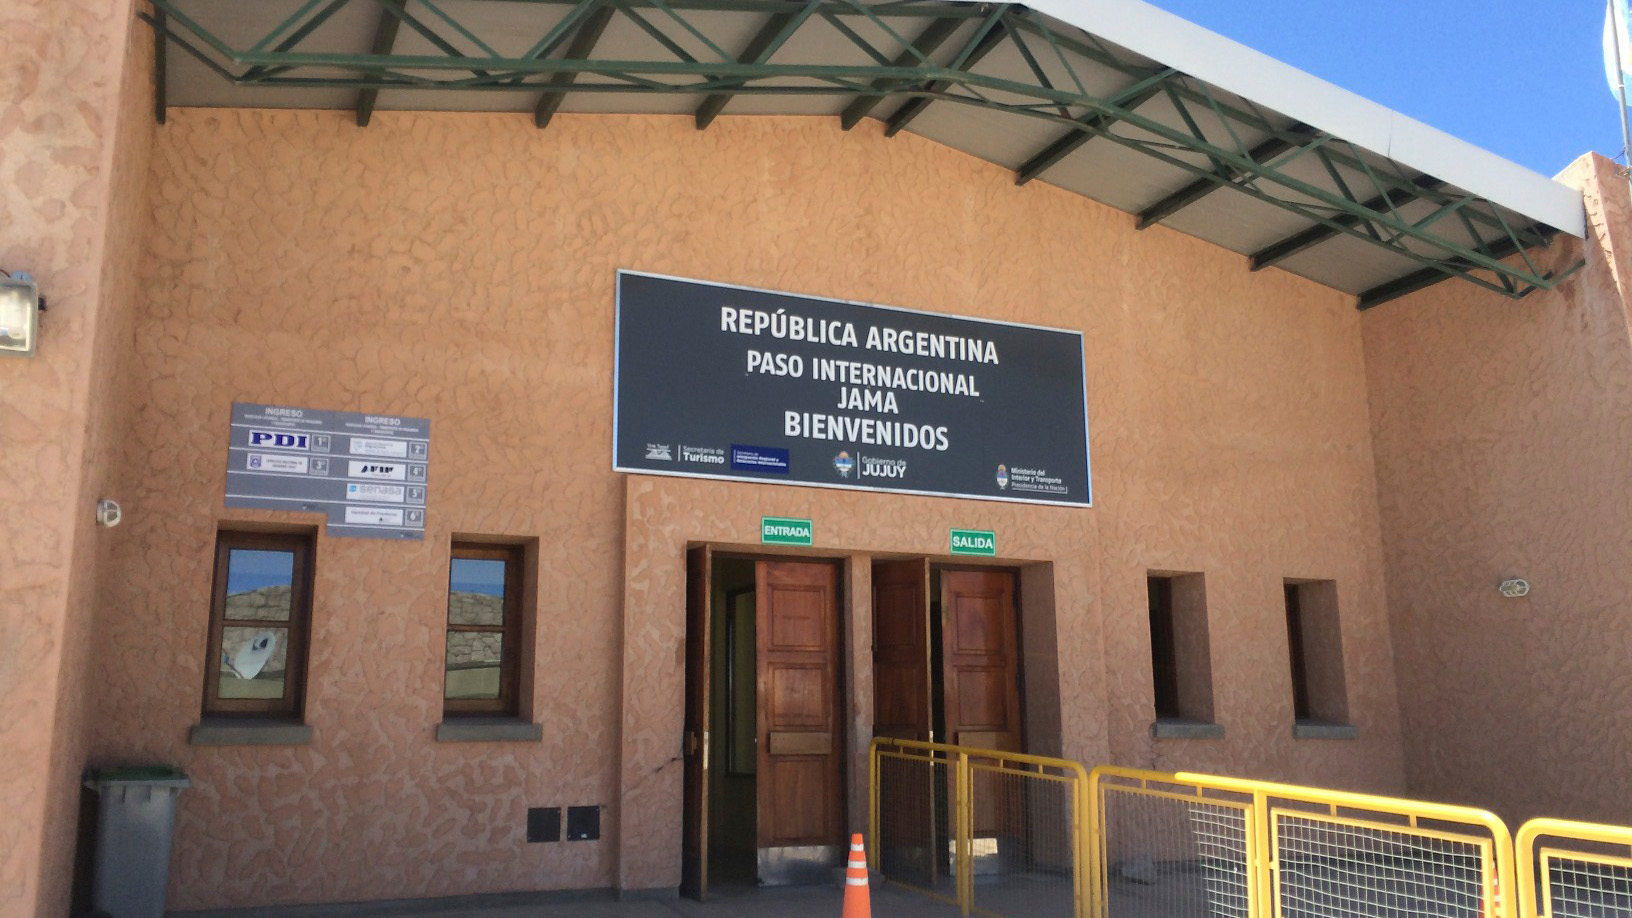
(224, 549, 295, 622)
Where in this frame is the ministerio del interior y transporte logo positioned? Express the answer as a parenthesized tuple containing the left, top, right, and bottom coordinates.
(833, 451, 855, 478)
(996, 464, 1010, 489)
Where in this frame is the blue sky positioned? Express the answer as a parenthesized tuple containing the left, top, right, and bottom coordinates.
(1144, 1, 1621, 179)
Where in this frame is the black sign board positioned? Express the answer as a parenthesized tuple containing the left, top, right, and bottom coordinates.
(614, 272, 1090, 506)
(225, 402, 430, 539)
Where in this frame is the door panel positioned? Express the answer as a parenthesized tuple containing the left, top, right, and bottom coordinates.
(939, 569, 1021, 838)
(871, 559, 931, 742)
(871, 559, 938, 885)
(756, 560, 841, 850)
(940, 570, 1020, 750)
(681, 546, 713, 900)
(767, 757, 831, 839)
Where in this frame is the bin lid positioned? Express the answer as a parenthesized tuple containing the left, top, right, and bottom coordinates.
(84, 765, 190, 789)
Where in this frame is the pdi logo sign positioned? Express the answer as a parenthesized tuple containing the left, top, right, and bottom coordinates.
(248, 429, 311, 450)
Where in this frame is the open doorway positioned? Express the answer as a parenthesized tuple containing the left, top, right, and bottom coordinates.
(708, 557, 758, 886)
(872, 561, 1024, 888)
(873, 561, 1023, 750)
(682, 549, 845, 900)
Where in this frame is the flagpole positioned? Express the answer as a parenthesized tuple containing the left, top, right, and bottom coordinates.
(1616, 1, 1632, 188)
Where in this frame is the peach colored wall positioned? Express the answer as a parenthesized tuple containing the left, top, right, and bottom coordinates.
(1365, 155, 1628, 826)
(0, 2, 149, 916)
(96, 107, 1403, 907)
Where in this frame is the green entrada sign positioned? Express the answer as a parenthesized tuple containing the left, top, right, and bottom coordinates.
(762, 517, 813, 546)
(950, 529, 996, 556)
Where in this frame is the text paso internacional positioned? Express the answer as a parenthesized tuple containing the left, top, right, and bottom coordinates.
(614, 272, 1092, 506)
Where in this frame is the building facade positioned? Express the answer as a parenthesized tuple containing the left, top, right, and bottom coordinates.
(4, 1, 1630, 915)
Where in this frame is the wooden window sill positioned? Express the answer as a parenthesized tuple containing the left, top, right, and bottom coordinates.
(436, 718, 542, 743)
(190, 719, 312, 746)
(1150, 719, 1224, 740)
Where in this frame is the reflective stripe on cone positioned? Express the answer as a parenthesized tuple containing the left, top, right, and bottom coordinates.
(842, 833, 871, 918)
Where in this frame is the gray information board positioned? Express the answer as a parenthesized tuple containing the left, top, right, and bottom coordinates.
(225, 403, 430, 539)
(614, 271, 1091, 505)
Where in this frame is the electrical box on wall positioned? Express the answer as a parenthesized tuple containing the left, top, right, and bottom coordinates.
(526, 807, 560, 843)
(566, 806, 600, 841)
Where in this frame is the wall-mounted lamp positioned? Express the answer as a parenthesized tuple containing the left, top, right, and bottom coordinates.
(1, 271, 43, 357)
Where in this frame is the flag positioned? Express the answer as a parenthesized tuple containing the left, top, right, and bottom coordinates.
(1605, 0, 1632, 100)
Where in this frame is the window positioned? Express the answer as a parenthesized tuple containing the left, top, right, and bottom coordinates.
(1148, 576, 1180, 719)
(1284, 579, 1349, 726)
(444, 542, 526, 717)
(1146, 572, 1217, 733)
(204, 531, 314, 718)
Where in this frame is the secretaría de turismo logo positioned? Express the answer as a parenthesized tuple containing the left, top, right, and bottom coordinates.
(833, 451, 854, 478)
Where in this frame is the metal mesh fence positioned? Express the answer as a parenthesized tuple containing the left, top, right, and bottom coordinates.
(1540, 852, 1632, 918)
(875, 747, 957, 903)
(876, 750, 1522, 918)
(1096, 780, 1252, 918)
(1518, 820, 1632, 918)
(872, 740, 1090, 918)
(1273, 809, 1489, 918)
(967, 759, 1082, 918)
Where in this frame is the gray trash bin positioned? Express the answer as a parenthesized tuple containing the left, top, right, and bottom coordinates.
(84, 766, 190, 918)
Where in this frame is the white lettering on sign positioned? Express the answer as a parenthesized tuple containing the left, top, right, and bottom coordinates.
(349, 437, 409, 458)
(344, 506, 405, 526)
(348, 460, 407, 481)
(248, 430, 310, 450)
(247, 453, 309, 474)
(346, 482, 406, 503)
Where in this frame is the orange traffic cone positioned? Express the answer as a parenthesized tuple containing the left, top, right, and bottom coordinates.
(842, 833, 871, 918)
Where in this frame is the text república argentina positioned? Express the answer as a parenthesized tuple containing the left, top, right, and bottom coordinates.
(722, 305, 999, 453)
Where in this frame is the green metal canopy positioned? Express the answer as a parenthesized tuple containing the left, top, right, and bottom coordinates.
(142, 0, 1585, 309)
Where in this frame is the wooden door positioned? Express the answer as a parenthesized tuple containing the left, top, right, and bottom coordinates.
(756, 560, 842, 850)
(872, 559, 932, 742)
(872, 559, 938, 884)
(681, 546, 712, 900)
(939, 569, 1021, 837)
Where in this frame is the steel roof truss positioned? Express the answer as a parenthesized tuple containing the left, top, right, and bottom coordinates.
(374, 0, 496, 82)
(883, 3, 1009, 136)
(240, 0, 355, 84)
(1250, 178, 1446, 270)
(356, 0, 405, 126)
(144, 0, 1570, 304)
(154, 6, 169, 124)
(1013, 67, 1174, 186)
(694, 5, 819, 128)
(1357, 224, 1562, 310)
(534, 2, 615, 128)
(838, 16, 960, 129)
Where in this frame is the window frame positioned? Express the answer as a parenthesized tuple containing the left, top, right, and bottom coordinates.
(1284, 582, 1312, 722)
(443, 541, 526, 717)
(203, 530, 314, 718)
(1147, 575, 1181, 720)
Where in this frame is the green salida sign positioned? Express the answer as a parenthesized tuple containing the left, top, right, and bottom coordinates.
(950, 529, 996, 556)
(762, 517, 813, 546)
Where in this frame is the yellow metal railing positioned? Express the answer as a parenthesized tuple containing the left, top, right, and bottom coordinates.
(1516, 818, 1632, 918)
(870, 745, 1632, 918)
(1091, 765, 1516, 918)
(868, 738, 1091, 918)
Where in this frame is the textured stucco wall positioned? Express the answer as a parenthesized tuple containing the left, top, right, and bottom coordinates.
(0, 2, 149, 916)
(1366, 155, 1628, 825)
(97, 107, 1403, 907)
